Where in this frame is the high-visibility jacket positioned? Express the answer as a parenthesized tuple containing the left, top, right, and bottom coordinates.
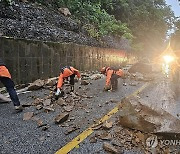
(57, 66, 80, 88)
(0, 58, 11, 79)
(105, 67, 123, 86)
(0, 66, 11, 79)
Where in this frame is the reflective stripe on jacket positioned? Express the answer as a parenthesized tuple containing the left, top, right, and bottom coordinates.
(57, 66, 80, 88)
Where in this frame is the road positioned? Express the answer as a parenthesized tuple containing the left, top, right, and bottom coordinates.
(0, 72, 180, 154)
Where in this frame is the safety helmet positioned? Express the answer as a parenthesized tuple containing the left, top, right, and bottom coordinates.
(100, 67, 106, 74)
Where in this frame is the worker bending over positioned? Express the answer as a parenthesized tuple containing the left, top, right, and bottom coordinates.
(100, 66, 124, 91)
(55, 66, 81, 97)
(0, 58, 23, 112)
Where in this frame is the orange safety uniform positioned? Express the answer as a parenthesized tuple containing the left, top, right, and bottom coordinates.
(0, 66, 11, 79)
(57, 66, 80, 89)
(103, 67, 123, 86)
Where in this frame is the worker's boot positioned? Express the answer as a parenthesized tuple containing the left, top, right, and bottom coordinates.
(15, 105, 23, 113)
(112, 80, 118, 91)
(70, 85, 74, 92)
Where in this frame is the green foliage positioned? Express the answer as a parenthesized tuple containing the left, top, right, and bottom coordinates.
(171, 19, 180, 50)
(31, 0, 175, 55)
(34, 0, 133, 40)
(106, 0, 175, 54)
(0, 0, 13, 5)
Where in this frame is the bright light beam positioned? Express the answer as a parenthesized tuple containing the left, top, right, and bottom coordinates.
(163, 55, 174, 64)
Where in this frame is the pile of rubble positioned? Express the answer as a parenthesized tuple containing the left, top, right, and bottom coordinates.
(89, 97, 180, 153)
(19, 73, 104, 131)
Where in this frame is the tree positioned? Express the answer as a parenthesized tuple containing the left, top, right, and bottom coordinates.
(171, 19, 180, 50)
(102, 0, 175, 56)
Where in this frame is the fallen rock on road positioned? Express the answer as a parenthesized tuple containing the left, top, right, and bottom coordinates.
(54, 113, 69, 124)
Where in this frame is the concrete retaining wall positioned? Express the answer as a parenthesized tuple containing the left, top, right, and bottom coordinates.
(0, 37, 127, 84)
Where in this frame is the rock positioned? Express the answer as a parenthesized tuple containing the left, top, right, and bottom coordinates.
(36, 105, 43, 110)
(123, 83, 127, 86)
(23, 112, 34, 121)
(103, 142, 118, 154)
(36, 119, 44, 127)
(58, 8, 71, 16)
(81, 80, 89, 85)
(99, 133, 112, 141)
(56, 98, 66, 106)
(43, 106, 55, 112)
(42, 125, 49, 131)
(39, 136, 45, 141)
(118, 99, 157, 133)
(65, 126, 79, 135)
(21, 103, 32, 107)
(89, 136, 97, 143)
(43, 99, 51, 106)
(90, 74, 103, 80)
(129, 83, 137, 86)
(70, 92, 77, 98)
(32, 98, 43, 106)
(44, 77, 57, 86)
(135, 131, 145, 143)
(128, 62, 152, 74)
(103, 121, 113, 129)
(98, 104, 102, 107)
(63, 105, 73, 112)
(0, 93, 11, 103)
(91, 123, 102, 130)
(135, 72, 144, 81)
(28, 79, 45, 90)
(55, 113, 69, 124)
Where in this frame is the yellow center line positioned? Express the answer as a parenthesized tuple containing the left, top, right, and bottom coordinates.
(55, 82, 150, 154)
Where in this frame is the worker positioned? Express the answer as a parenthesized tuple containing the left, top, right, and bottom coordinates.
(55, 66, 81, 98)
(100, 66, 124, 91)
(0, 58, 23, 112)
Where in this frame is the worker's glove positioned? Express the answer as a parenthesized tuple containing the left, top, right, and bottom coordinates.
(55, 88, 61, 96)
(55, 88, 64, 100)
(103, 85, 111, 91)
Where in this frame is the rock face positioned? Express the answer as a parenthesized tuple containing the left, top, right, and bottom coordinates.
(0, 1, 99, 46)
(0, 1, 130, 49)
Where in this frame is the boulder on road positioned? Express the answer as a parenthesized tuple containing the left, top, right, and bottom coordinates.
(28, 79, 45, 90)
